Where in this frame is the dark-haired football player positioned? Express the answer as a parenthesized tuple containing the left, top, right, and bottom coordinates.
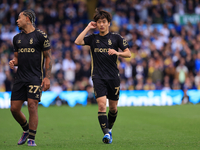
(75, 8, 131, 144)
(9, 10, 52, 146)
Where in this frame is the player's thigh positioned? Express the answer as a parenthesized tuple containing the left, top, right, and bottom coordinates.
(96, 96, 107, 105)
(107, 79, 120, 100)
(26, 81, 42, 102)
(92, 78, 107, 98)
(11, 81, 27, 101)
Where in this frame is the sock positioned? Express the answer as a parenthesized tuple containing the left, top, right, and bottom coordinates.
(28, 129, 36, 140)
(20, 120, 29, 132)
(98, 112, 109, 135)
(108, 110, 118, 130)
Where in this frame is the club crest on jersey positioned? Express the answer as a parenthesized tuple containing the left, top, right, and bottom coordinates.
(96, 39, 100, 43)
(108, 39, 112, 45)
(123, 39, 128, 46)
(30, 38, 33, 44)
(44, 40, 50, 48)
(17, 40, 21, 44)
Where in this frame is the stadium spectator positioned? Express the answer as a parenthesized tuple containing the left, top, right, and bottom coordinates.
(143, 77, 156, 90)
(195, 52, 200, 73)
(0, 64, 6, 88)
(62, 51, 76, 83)
(171, 78, 181, 90)
(176, 58, 189, 88)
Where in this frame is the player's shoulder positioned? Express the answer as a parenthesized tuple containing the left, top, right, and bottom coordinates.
(35, 28, 48, 38)
(13, 31, 23, 38)
(111, 32, 123, 38)
(13, 31, 23, 42)
(85, 33, 97, 38)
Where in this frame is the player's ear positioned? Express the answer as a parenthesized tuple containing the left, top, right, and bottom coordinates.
(25, 16, 29, 22)
(108, 22, 110, 26)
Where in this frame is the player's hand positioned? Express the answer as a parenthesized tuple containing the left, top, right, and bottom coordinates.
(41, 77, 50, 91)
(108, 49, 119, 56)
(9, 60, 15, 69)
(87, 21, 97, 30)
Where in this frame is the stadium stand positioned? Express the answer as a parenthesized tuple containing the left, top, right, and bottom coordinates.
(0, 0, 199, 101)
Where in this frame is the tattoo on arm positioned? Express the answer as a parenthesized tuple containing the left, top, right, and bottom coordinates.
(44, 49, 52, 79)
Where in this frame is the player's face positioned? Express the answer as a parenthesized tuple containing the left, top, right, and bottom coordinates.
(96, 18, 110, 34)
(16, 12, 27, 30)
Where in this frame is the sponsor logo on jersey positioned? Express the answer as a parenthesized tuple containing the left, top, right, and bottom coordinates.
(18, 48, 35, 53)
(30, 38, 33, 44)
(96, 39, 100, 43)
(108, 39, 112, 45)
(17, 40, 21, 44)
(43, 40, 50, 48)
(94, 48, 109, 53)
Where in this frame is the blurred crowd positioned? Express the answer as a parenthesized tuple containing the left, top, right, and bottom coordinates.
(1, 0, 200, 99)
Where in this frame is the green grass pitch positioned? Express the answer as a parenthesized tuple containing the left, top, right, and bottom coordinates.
(0, 104, 200, 150)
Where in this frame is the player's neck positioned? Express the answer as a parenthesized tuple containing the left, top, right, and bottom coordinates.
(99, 30, 109, 36)
(23, 25, 35, 34)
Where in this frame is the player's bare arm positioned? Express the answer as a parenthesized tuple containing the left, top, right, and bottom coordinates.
(108, 48, 131, 58)
(9, 52, 18, 69)
(74, 21, 97, 45)
(41, 49, 52, 91)
(44, 49, 52, 79)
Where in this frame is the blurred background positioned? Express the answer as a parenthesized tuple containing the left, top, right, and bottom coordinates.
(1, 0, 200, 106)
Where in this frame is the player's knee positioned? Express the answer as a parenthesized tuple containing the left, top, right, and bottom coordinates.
(98, 105, 106, 112)
(28, 102, 37, 112)
(10, 106, 19, 114)
(109, 107, 117, 113)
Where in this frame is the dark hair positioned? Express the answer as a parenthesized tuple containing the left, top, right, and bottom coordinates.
(23, 9, 36, 26)
(93, 8, 112, 23)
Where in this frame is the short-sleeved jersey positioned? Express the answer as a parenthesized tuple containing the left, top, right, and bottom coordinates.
(13, 28, 51, 82)
(84, 32, 129, 79)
